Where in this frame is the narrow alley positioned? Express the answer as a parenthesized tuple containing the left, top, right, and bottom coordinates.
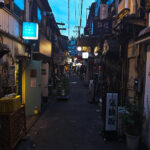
(15, 75, 126, 150)
(1, 0, 150, 150)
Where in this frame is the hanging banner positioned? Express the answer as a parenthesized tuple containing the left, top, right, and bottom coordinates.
(105, 93, 118, 131)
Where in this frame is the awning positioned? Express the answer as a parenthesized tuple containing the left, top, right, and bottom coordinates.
(127, 27, 150, 46)
(15, 55, 29, 60)
(32, 52, 51, 62)
(138, 26, 150, 37)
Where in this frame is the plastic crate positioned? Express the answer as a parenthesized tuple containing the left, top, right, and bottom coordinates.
(0, 106, 26, 150)
(0, 95, 21, 113)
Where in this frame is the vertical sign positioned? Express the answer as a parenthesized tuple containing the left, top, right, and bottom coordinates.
(105, 93, 118, 131)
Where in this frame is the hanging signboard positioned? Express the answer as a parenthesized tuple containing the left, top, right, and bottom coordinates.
(93, 19, 112, 36)
(117, 8, 130, 23)
(105, 93, 118, 131)
(82, 52, 89, 59)
(22, 22, 39, 40)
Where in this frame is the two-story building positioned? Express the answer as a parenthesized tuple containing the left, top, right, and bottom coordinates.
(0, 0, 65, 116)
(0, 0, 28, 99)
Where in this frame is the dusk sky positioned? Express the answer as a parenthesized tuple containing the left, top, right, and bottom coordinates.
(48, 0, 95, 38)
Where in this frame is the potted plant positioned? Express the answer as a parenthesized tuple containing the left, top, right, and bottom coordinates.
(122, 100, 143, 150)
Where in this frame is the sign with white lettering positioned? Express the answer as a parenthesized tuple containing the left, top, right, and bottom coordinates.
(93, 19, 112, 35)
(22, 22, 39, 40)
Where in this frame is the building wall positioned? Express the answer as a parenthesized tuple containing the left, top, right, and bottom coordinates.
(0, 9, 20, 38)
(95, 0, 101, 16)
(143, 45, 150, 150)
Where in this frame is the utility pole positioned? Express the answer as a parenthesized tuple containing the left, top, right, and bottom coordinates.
(68, 0, 70, 38)
(86, 7, 90, 23)
(79, 0, 83, 37)
(75, 26, 81, 37)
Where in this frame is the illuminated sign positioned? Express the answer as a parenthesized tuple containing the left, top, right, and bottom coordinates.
(117, 8, 130, 23)
(82, 52, 89, 59)
(22, 22, 39, 40)
(39, 35, 52, 57)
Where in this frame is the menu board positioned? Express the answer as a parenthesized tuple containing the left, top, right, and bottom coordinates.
(105, 93, 118, 131)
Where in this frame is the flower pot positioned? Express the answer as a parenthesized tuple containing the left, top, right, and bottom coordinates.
(126, 133, 140, 150)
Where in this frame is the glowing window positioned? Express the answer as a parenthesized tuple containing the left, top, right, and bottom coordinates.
(106, 0, 114, 6)
(37, 7, 42, 22)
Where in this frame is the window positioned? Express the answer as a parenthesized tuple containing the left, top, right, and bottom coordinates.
(14, 0, 24, 10)
(106, 0, 114, 6)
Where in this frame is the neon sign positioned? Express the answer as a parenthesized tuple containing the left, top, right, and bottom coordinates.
(22, 22, 39, 40)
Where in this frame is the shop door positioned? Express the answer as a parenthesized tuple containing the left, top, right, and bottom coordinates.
(23, 60, 41, 116)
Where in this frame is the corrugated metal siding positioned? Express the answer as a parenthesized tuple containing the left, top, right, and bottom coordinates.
(0, 9, 20, 38)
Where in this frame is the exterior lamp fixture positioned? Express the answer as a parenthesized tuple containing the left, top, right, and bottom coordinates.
(77, 47, 82, 51)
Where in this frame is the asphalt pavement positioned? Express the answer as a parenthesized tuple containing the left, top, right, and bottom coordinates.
(15, 75, 127, 150)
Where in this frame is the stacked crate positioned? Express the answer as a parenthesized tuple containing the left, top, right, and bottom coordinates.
(0, 95, 21, 113)
(0, 106, 26, 150)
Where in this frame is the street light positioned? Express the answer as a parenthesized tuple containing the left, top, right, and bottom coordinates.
(77, 47, 82, 51)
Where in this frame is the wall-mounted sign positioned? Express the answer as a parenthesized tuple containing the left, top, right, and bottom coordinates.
(22, 22, 39, 40)
(105, 93, 118, 131)
(30, 69, 37, 77)
(117, 8, 130, 23)
(42, 69, 46, 75)
(31, 78, 37, 88)
(82, 52, 89, 59)
(93, 19, 112, 35)
(39, 34, 52, 57)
